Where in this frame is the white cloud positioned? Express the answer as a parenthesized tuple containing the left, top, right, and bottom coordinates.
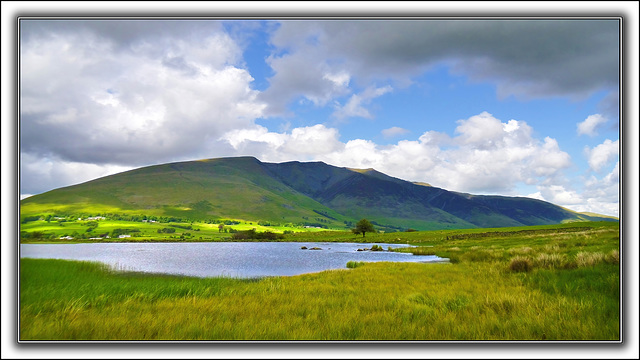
(381, 127, 410, 138)
(454, 111, 508, 148)
(585, 139, 619, 172)
(20, 153, 133, 197)
(577, 114, 609, 136)
(332, 85, 393, 120)
(222, 124, 344, 162)
(529, 137, 572, 177)
(570, 162, 619, 216)
(537, 184, 584, 206)
(526, 159, 619, 217)
(283, 125, 344, 156)
(323, 71, 350, 88)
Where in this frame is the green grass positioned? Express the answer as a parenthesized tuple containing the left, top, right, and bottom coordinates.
(346, 261, 366, 269)
(19, 221, 620, 341)
(20, 217, 336, 243)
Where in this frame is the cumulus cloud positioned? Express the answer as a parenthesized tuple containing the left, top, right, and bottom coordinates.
(585, 139, 619, 172)
(454, 112, 506, 148)
(577, 114, 609, 136)
(222, 124, 344, 162)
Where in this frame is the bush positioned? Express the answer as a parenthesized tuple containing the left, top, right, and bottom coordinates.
(509, 256, 533, 272)
(231, 229, 285, 241)
(21, 215, 42, 224)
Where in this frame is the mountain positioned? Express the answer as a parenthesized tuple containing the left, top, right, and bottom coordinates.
(20, 156, 617, 231)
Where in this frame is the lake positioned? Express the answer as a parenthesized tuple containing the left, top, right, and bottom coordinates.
(20, 242, 446, 278)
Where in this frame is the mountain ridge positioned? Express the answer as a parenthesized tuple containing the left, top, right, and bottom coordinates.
(20, 156, 617, 231)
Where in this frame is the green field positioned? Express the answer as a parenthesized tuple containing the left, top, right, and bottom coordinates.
(19, 221, 620, 341)
(20, 216, 336, 243)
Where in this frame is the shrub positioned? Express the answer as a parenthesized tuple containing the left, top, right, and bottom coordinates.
(231, 229, 285, 241)
(21, 215, 42, 224)
(509, 256, 533, 272)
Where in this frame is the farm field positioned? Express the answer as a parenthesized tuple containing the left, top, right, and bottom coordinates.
(20, 216, 336, 243)
(19, 221, 620, 341)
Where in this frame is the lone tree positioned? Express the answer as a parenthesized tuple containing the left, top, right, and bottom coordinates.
(352, 218, 376, 237)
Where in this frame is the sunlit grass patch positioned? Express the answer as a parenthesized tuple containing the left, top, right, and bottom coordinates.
(534, 253, 568, 269)
(508, 246, 534, 255)
(575, 251, 606, 267)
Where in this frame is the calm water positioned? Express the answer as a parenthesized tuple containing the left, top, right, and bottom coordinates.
(20, 242, 445, 278)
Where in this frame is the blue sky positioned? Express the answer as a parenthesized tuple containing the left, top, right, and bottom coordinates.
(17, 18, 621, 216)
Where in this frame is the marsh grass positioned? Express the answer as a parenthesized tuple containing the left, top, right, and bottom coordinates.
(534, 253, 568, 269)
(509, 256, 533, 272)
(19, 221, 619, 341)
(346, 261, 366, 269)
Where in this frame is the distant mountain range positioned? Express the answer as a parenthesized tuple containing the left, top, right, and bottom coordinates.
(20, 156, 617, 231)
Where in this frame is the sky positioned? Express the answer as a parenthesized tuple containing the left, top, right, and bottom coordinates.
(18, 17, 622, 216)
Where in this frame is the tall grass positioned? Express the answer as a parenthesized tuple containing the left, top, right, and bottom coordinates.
(19, 221, 620, 341)
(346, 261, 365, 269)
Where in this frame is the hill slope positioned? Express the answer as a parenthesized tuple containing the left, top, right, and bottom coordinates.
(20, 156, 617, 230)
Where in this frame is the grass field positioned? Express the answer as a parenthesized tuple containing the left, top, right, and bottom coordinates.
(19, 221, 620, 341)
(20, 216, 336, 243)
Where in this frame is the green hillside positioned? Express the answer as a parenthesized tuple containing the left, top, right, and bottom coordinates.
(20, 156, 617, 231)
